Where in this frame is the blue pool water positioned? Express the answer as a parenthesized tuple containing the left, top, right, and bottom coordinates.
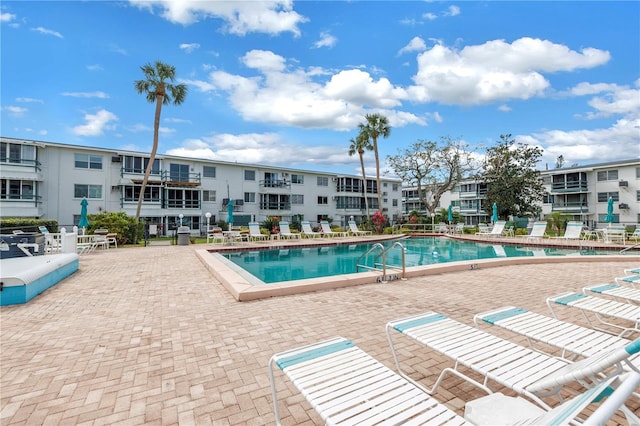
(221, 237, 607, 284)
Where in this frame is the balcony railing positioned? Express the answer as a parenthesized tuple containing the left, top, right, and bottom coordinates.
(259, 202, 290, 210)
(551, 201, 589, 213)
(0, 158, 41, 172)
(260, 179, 290, 189)
(550, 180, 588, 192)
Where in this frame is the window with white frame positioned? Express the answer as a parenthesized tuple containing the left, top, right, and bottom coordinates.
(203, 190, 216, 202)
(203, 166, 216, 178)
(291, 194, 304, 204)
(74, 184, 102, 198)
(317, 176, 329, 186)
(1, 179, 35, 199)
(123, 185, 161, 202)
(317, 196, 328, 205)
(75, 153, 102, 170)
(597, 169, 618, 181)
(291, 174, 304, 184)
(597, 192, 619, 202)
(244, 192, 256, 203)
(244, 170, 255, 181)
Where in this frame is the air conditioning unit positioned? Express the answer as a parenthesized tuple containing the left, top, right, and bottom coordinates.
(619, 180, 628, 187)
(332, 177, 339, 181)
(111, 185, 120, 191)
(619, 203, 629, 209)
(111, 156, 121, 163)
(332, 196, 338, 200)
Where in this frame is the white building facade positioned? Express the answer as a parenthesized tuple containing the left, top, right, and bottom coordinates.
(402, 159, 640, 228)
(0, 137, 403, 235)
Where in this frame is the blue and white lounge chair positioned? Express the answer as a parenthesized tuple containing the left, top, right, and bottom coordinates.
(385, 311, 640, 412)
(584, 283, 640, 305)
(268, 336, 470, 425)
(320, 221, 347, 237)
(547, 291, 640, 338)
(516, 221, 548, 241)
(277, 221, 301, 240)
(348, 220, 371, 236)
(300, 221, 321, 238)
(474, 306, 638, 362)
(615, 274, 640, 288)
(550, 221, 583, 242)
(476, 220, 506, 237)
(247, 222, 268, 242)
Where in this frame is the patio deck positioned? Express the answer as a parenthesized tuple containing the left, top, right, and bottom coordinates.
(1, 237, 639, 424)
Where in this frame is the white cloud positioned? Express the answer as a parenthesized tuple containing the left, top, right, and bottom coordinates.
(31, 26, 63, 38)
(61, 91, 109, 99)
(408, 37, 610, 105)
(16, 97, 43, 103)
(398, 37, 427, 56)
(164, 117, 192, 124)
(1, 12, 16, 22)
(129, 0, 308, 36)
(568, 82, 640, 120)
(180, 43, 200, 53)
(313, 31, 337, 49)
(109, 44, 128, 55)
(3, 106, 27, 117)
(87, 64, 103, 71)
(444, 5, 461, 17)
(498, 104, 511, 112)
(72, 109, 118, 136)
(422, 13, 437, 21)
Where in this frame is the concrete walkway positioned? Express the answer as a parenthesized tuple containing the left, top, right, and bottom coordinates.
(1, 241, 639, 425)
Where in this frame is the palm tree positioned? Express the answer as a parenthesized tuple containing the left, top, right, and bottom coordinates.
(133, 61, 188, 226)
(358, 113, 391, 211)
(348, 131, 373, 218)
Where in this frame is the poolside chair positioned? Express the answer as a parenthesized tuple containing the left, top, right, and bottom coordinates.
(517, 221, 548, 241)
(624, 267, 640, 275)
(547, 291, 640, 338)
(477, 223, 490, 234)
(474, 306, 638, 362)
(320, 221, 347, 237)
(268, 336, 471, 425)
(584, 283, 640, 305)
(629, 229, 640, 242)
(247, 222, 268, 242)
(300, 221, 321, 238)
(476, 220, 506, 237)
(347, 220, 371, 236)
(206, 227, 225, 244)
(615, 274, 640, 288)
(385, 311, 640, 412)
(550, 221, 584, 242)
(603, 225, 627, 244)
(277, 221, 301, 240)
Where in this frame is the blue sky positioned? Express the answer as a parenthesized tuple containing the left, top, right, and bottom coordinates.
(2, 1, 639, 176)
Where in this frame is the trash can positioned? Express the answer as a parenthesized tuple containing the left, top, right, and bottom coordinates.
(177, 226, 191, 245)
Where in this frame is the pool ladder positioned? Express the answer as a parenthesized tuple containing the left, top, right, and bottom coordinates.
(356, 242, 406, 283)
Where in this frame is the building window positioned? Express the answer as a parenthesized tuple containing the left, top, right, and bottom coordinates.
(167, 189, 200, 209)
(124, 185, 161, 202)
(291, 174, 304, 184)
(202, 190, 216, 202)
(203, 166, 216, 178)
(123, 156, 160, 174)
(291, 194, 304, 204)
(392, 183, 398, 191)
(317, 196, 328, 205)
(244, 192, 256, 203)
(317, 176, 328, 186)
(245, 170, 255, 181)
(636, 167, 640, 179)
(392, 199, 398, 207)
(75, 153, 102, 170)
(597, 170, 618, 181)
(636, 190, 640, 202)
(0, 142, 36, 165)
(597, 192, 619, 202)
(74, 184, 102, 199)
(1, 179, 35, 200)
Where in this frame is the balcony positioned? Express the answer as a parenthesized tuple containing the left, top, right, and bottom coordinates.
(259, 202, 290, 211)
(260, 179, 290, 190)
(0, 158, 42, 180)
(122, 168, 201, 187)
(550, 180, 588, 193)
(551, 201, 589, 213)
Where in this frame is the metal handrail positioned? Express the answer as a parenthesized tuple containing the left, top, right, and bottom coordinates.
(356, 242, 406, 282)
(620, 243, 640, 254)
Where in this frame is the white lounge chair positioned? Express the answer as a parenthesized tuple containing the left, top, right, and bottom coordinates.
(277, 221, 301, 240)
(476, 220, 506, 237)
(615, 274, 640, 288)
(385, 311, 640, 412)
(550, 221, 583, 242)
(347, 220, 371, 236)
(300, 221, 321, 238)
(517, 221, 548, 241)
(584, 283, 640, 305)
(247, 222, 268, 242)
(320, 221, 347, 237)
(474, 306, 637, 361)
(547, 291, 640, 338)
(269, 336, 470, 425)
(268, 336, 640, 426)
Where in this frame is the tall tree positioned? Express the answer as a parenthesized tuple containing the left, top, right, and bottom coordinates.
(358, 113, 391, 211)
(348, 131, 373, 218)
(133, 61, 188, 225)
(387, 136, 475, 215)
(482, 134, 546, 219)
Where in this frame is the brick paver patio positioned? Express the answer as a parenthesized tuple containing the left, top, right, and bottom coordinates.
(1, 241, 639, 425)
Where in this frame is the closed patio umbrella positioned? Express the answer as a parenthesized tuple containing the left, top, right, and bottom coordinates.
(448, 205, 453, 224)
(227, 199, 234, 229)
(492, 203, 498, 223)
(78, 197, 89, 232)
(604, 197, 614, 225)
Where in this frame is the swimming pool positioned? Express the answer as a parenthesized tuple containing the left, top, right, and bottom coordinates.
(220, 237, 607, 284)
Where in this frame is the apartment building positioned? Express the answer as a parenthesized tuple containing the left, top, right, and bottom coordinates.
(402, 159, 640, 227)
(0, 137, 403, 235)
